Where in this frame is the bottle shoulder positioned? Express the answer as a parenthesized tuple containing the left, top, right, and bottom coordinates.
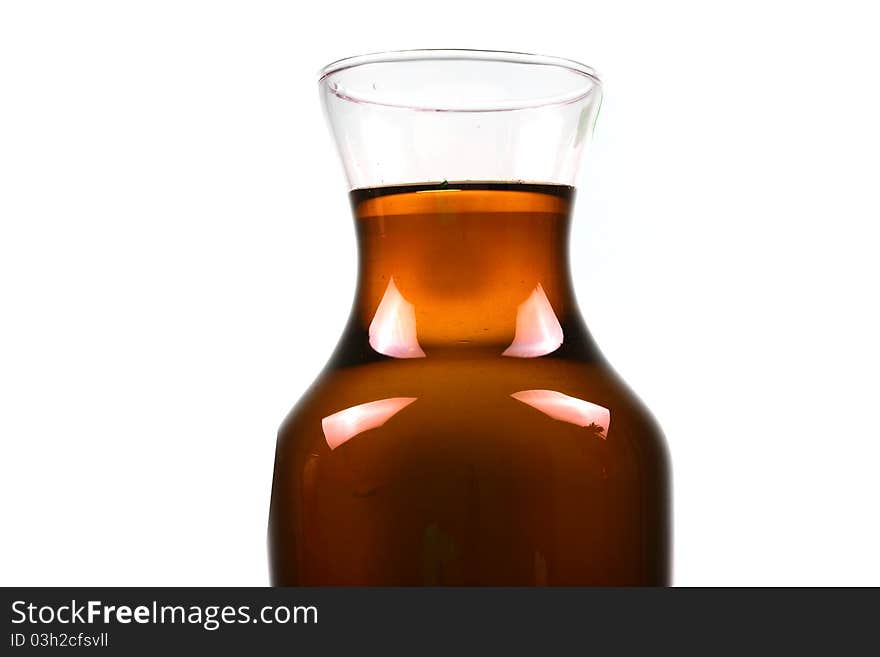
(278, 356, 666, 457)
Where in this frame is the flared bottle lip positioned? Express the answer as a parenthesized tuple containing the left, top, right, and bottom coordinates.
(318, 49, 602, 113)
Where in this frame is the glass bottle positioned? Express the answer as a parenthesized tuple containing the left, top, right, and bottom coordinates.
(269, 50, 671, 585)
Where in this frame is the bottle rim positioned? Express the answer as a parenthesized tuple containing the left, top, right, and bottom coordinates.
(318, 49, 602, 113)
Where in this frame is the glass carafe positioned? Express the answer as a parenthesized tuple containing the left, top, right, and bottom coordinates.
(269, 50, 671, 585)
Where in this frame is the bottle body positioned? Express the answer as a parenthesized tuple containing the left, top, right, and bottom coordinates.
(268, 184, 671, 585)
(269, 357, 670, 585)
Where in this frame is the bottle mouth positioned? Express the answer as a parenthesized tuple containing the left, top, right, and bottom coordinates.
(319, 49, 602, 113)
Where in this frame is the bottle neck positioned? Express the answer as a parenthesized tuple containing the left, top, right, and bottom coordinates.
(340, 184, 588, 361)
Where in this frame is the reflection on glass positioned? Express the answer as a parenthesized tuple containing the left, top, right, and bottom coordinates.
(369, 277, 426, 359)
(502, 284, 564, 358)
(511, 389, 610, 438)
(322, 397, 418, 450)
(534, 551, 548, 586)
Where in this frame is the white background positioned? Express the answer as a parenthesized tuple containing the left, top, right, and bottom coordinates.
(1, 1, 878, 586)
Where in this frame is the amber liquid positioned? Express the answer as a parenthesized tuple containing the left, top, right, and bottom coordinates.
(269, 182, 670, 585)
